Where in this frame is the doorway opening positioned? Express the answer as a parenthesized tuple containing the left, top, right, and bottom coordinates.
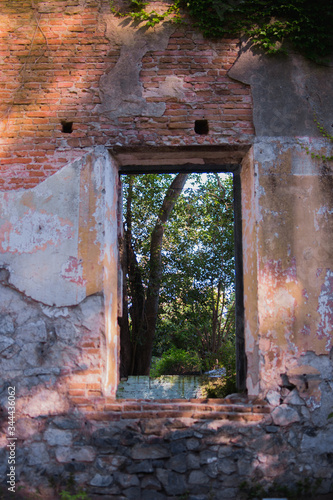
(117, 166, 245, 399)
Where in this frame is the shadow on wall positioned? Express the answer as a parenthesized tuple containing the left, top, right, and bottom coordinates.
(0, 398, 332, 500)
(0, 281, 105, 418)
(0, 274, 332, 499)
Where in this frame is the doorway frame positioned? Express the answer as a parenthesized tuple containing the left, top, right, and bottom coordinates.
(112, 145, 249, 393)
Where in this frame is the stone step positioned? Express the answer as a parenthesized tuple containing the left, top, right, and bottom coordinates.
(71, 396, 271, 423)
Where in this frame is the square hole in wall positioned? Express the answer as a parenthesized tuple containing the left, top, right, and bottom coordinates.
(194, 120, 209, 135)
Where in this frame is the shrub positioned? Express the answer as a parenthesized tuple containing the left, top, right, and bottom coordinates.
(150, 348, 203, 377)
(200, 371, 237, 399)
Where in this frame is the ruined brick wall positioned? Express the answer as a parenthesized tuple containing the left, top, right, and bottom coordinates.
(0, 0, 253, 191)
(0, 1, 332, 497)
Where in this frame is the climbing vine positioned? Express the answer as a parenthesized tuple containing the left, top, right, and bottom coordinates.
(110, 0, 180, 28)
(111, 0, 333, 63)
(297, 109, 333, 162)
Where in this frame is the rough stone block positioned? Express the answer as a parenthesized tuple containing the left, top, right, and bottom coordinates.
(55, 446, 96, 463)
(283, 389, 305, 405)
(27, 443, 50, 466)
(0, 336, 15, 354)
(44, 428, 72, 446)
(271, 405, 301, 426)
(89, 473, 113, 487)
(131, 443, 170, 460)
(55, 320, 79, 344)
(166, 453, 187, 473)
(123, 486, 141, 500)
(96, 455, 127, 472)
(0, 315, 15, 335)
(114, 472, 140, 488)
(186, 437, 200, 450)
(187, 452, 201, 470)
(200, 450, 218, 465)
(188, 470, 210, 485)
(266, 390, 281, 407)
(164, 471, 188, 496)
(127, 460, 154, 474)
(16, 320, 47, 344)
(141, 475, 162, 490)
(300, 428, 333, 453)
(217, 457, 237, 475)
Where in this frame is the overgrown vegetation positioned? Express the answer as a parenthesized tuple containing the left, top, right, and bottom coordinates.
(240, 477, 323, 499)
(121, 173, 237, 394)
(150, 348, 203, 376)
(59, 491, 89, 500)
(111, 0, 333, 63)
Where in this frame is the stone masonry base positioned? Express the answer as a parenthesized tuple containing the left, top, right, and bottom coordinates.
(1, 396, 332, 500)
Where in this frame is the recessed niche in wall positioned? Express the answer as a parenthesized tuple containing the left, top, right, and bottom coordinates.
(194, 119, 209, 135)
(61, 121, 73, 134)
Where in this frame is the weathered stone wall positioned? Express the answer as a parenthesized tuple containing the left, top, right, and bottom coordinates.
(0, 282, 105, 417)
(1, 398, 333, 499)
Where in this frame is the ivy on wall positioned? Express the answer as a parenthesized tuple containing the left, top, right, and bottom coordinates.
(111, 0, 333, 63)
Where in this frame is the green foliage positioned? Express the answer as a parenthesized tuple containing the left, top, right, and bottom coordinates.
(59, 491, 89, 500)
(153, 173, 236, 360)
(111, 0, 179, 28)
(240, 477, 323, 499)
(150, 347, 203, 376)
(200, 337, 237, 397)
(201, 372, 237, 398)
(297, 110, 333, 162)
(111, 0, 333, 62)
(46, 470, 89, 500)
(180, 0, 333, 61)
(123, 173, 236, 381)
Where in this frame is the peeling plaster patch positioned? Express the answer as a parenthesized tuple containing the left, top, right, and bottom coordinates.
(41, 305, 69, 318)
(253, 141, 278, 165)
(259, 260, 299, 338)
(78, 154, 104, 296)
(0, 148, 111, 307)
(314, 206, 333, 231)
(143, 75, 186, 100)
(91, 157, 107, 254)
(317, 269, 333, 351)
(0, 210, 73, 254)
(61, 257, 86, 286)
(229, 47, 333, 137)
(97, 20, 175, 119)
(300, 324, 311, 336)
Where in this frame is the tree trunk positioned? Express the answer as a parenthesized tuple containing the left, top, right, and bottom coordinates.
(121, 173, 189, 376)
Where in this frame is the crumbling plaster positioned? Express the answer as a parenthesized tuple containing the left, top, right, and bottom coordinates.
(228, 44, 333, 137)
(0, 146, 120, 395)
(0, 147, 113, 308)
(233, 46, 333, 412)
(97, 13, 176, 119)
